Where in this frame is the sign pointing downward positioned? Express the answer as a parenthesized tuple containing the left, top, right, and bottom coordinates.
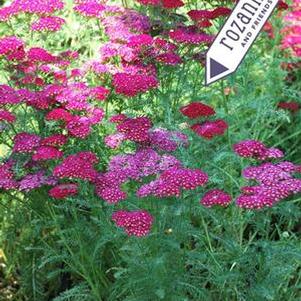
(205, 0, 279, 85)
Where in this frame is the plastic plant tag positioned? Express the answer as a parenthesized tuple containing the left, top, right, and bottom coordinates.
(205, 0, 279, 85)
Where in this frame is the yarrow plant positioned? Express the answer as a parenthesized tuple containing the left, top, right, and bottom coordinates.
(0, 0, 301, 300)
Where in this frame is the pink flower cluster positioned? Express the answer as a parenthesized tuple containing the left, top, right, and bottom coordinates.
(11, 132, 66, 162)
(0, 36, 25, 61)
(169, 26, 214, 45)
(237, 162, 301, 209)
(136, 0, 184, 9)
(0, 161, 19, 190)
(233, 140, 284, 160)
(31, 16, 65, 32)
(53, 151, 98, 182)
(96, 146, 199, 203)
(233, 139, 301, 209)
(137, 166, 208, 198)
(74, 2, 105, 17)
(113, 73, 158, 97)
(107, 116, 188, 151)
(19, 171, 58, 192)
(0, 0, 64, 24)
(112, 210, 153, 237)
(201, 189, 232, 207)
(281, 0, 301, 57)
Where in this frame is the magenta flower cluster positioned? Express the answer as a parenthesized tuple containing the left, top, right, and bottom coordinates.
(234, 140, 301, 209)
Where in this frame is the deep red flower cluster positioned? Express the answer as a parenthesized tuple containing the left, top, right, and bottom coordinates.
(180, 101, 228, 139)
(49, 183, 78, 199)
(180, 102, 215, 119)
(192, 119, 228, 139)
(188, 7, 231, 21)
(277, 101, 300, 113)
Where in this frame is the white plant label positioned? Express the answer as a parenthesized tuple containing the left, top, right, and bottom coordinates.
(205, 0, 279, 85)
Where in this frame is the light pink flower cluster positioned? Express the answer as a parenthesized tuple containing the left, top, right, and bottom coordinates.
(95, 148, 182, 203)
(101, 7, 150, 41)
(281, 0, 301, 57)
(137, 0, 184, 9)
(100, 34, 182, 68)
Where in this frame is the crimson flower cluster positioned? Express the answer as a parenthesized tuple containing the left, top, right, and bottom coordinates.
(277, 101, 300, 113)
(180, 102, 228, 139)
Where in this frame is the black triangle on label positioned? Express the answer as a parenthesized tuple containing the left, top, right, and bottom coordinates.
(210, 58, 229, 78)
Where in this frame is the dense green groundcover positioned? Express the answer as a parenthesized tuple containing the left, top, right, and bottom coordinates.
(0, 0, 301, 300)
